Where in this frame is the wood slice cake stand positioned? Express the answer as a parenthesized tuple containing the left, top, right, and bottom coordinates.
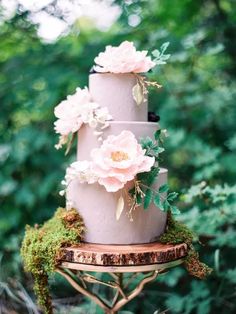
(56, 242, 188, 314)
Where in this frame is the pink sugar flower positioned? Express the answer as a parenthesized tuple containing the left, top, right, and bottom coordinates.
(91, 130, 155, 192)
(94, 41, 156, 74)
(54, 87, 91, 136)
(54, 87, 112, 150)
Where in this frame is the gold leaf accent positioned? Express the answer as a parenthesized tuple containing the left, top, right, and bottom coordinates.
(132, 82, 144, 106)
(116, 195, 124, 220)
(65, 133, 76, 156)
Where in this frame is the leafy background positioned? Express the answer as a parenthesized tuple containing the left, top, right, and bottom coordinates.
(1, 0, 236, 313)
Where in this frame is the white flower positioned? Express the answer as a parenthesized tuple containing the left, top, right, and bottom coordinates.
(95, 107, 112, 124)
(55, 87, 92, 119)
(65, 160, 98, 185)
(79, 102, 99, 124)
(54, 87, 91, 136)
(62, 161, 98, 208)
(54, 87, 112, 150)
(54, 117, 83, 135)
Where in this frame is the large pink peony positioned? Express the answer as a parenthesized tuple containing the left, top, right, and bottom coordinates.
(94, 41, 156, 74)
(91, 130, 155, 192)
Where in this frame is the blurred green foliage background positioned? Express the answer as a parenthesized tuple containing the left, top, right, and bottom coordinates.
(1, 0, 236, 313)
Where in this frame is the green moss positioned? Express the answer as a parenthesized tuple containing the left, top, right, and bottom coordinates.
(184, 250, 212, 279)
(159, 212, 194, 246)
(160, 212, 212, 279)
(21, 207, 85, 314)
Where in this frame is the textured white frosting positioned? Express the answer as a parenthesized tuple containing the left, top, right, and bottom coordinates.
(89, 73, 147, 121)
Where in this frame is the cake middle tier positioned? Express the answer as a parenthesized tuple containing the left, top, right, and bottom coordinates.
(89, 73, 147, 121)
(77, 121, 158, 160)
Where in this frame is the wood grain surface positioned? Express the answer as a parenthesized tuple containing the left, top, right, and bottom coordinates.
(59, 242, 188, 266)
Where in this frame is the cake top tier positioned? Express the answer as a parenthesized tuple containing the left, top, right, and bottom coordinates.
(88, 41, 159, 121)
(89, 73, 147, 121)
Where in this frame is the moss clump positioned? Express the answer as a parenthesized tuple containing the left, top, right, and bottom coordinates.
(21, 207, 85, 314)
(160, 212, 212, 279)
(185, 250, 212, 279)
(159, 212, 194, 246)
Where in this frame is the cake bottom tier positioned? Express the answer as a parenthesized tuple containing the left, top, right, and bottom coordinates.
(68, 168, 168, 245)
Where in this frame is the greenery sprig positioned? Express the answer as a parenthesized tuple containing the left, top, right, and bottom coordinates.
(128, 127, 180, 218)
(152, 42, 171, 65)
(132, 42, 170, 106)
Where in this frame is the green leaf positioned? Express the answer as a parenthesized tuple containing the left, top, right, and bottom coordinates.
(170, 206, 181, 215)
(153, 194, 164, 211)
(163, 200, 170, 212)
(159, 184, 169, 193)
(140, 136, 153, 149)
(137, 166, 160, 186)
(167, 192, 178, 201)
(152, 49, 160, 58)
(160, 42, 170, 53)
(143, 189, 153, 209)
(161, 54, 171, 60)
(153, 146, 165, 154)
(154, 129, 161, 141)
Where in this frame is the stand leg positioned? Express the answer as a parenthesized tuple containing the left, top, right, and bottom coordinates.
(56, 268, 159, 313)
(56, 268, 112, 313)
(112, 271, 159, 313)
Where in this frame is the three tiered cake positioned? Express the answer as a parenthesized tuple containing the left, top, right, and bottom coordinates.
(54, 41, 169, 244)
(20, 41, 211, 314)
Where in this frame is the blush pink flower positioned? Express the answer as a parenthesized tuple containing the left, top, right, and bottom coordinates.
(54, 87, 112, 150)
(94, 41, 156, 74)
(54, 87, 92, 136)
(91, 130, 155, 192)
